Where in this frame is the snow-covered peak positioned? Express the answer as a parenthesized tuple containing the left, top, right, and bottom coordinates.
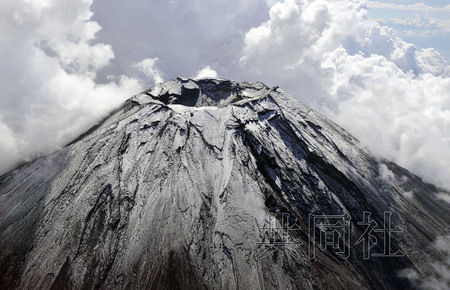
(131, 77, 272, 107)
(0, 78, 448, 289)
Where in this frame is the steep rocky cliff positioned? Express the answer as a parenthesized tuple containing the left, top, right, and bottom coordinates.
(0, 78, 448, 289)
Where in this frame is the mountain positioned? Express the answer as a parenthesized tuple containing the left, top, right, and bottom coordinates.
(0, 78, 448, 289)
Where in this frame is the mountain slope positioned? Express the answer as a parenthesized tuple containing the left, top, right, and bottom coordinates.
(0, 78, 448, 289)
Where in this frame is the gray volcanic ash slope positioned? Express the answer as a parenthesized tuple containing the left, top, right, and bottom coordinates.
(0, 78, 448, 289)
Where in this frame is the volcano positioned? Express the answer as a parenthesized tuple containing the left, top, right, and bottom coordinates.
(0, 78, 448, 289)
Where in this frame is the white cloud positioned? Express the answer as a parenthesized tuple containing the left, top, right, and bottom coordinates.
(400, 235, 450, 289)
(0, 0, 142, 173)
(194, 65, 218, 79)
(436, 192, 450, 204)
(379, 164, 396, 183)
(239, 0, 450, 190)
(135, 57, 164, 84)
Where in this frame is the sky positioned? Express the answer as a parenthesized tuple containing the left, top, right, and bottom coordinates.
(367, 0, 450, 60)
(0, 0, 449, 191)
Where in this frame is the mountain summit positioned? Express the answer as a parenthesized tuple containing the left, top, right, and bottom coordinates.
(0, 78, 448, 289)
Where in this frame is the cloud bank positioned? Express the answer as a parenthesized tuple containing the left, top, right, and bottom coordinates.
(0, 0, 143, 172)
(1, 0, 450, 191)
(239, 0, 450, 189)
